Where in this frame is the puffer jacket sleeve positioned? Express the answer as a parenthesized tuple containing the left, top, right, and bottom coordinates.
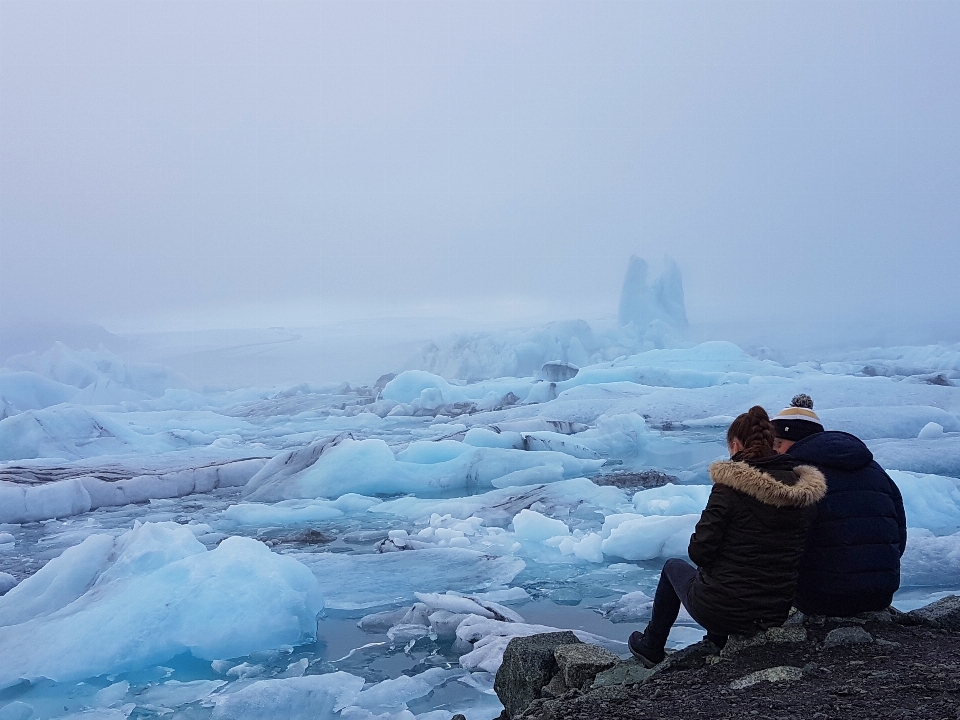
(887, 471, 907, 556)
(688, 485, 732, 569)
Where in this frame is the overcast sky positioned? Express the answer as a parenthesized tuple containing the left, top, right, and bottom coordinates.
(2, 0, 959, 334)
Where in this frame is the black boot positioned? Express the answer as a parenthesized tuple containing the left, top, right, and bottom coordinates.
(628, 630, 666, 668)
(704, 631, 727, 649)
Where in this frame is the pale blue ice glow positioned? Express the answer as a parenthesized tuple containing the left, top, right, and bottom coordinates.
(1, 336, 960, 719)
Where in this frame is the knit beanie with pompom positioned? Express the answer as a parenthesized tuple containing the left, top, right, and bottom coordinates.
(772, 394, 824, 441)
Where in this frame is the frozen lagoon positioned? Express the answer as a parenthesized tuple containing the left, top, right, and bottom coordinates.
(1, 341, 960, 720)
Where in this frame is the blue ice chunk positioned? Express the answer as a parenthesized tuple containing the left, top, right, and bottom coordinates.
(381, 372, 469, 405)
(0, 522, 322, 689)
(211, 672, 365, 720)
(890, 470, 960, 535)
(632, 484, 711, 516)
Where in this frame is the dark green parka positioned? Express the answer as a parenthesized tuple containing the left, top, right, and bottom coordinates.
(685, 454, 827, 635)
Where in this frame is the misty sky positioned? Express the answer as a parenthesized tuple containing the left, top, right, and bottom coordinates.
(2, 0, 959, 333)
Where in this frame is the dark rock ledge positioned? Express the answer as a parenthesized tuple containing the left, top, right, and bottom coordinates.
(491, 595, 960, 720)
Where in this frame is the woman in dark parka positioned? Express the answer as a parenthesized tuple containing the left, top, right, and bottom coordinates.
(629, 406, 827, 667)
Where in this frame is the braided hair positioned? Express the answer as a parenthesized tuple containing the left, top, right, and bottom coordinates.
(726, 406, 777, 459)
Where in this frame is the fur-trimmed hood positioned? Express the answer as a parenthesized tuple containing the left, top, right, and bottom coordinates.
(709, 460, 826, 508)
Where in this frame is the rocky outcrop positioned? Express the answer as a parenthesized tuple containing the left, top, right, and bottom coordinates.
(590, 660, 655, 688)
(728, 665, 805, 690)
(823, 625, 873, 647)
(498, 625, 813, 717)
(720, 625, 807, 655)
(494, 632, 582, 718)
(554, 644, 619, 691)
(906, 594, 960, 631)
(492, 596, 960, 720)
(591, 470, 678, 490)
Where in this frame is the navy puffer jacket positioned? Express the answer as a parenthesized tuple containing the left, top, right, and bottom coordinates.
(787, 431, 907, 616)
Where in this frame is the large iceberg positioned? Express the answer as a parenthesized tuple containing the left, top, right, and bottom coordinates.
(0, 522, 322, 689)
(242, 435, 603, 501)
(415, 256, 691, 383)
(0, 372, 79, 417)
(4, 342, 186, 398)
(618, 255, 688, 333)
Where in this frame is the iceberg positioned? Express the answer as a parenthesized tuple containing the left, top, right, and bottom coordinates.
(871, 436, 960, 478)
(817, 405, 960, 440)
(900, 529, 960, 587)
(212, 668, 464, 720)
(0, 457, 267, 524)
(632, 483, 711, 516)
(372, 477, 627, 527)
(418, 320, 609, 383)
(618, 255, 688, 333)
(5, 342, 185, 397)
(0, 371, 78, 416)
(222, 494, 381, 526)
(136, 679, 226, 711)
(354, 667, 458, 710)
(412, 257, 692, 383)
(243, 436, 602, 501)
(890, 470, 960, 535)
(0, 522, 322, 689)
(0, 573, 16, 595)
(211, 672, 365, 720)
(512, 509, 569, 542)
(0, 405, 258, 462)
(600, 513, 700, 561)
(380, 371, 471, 406)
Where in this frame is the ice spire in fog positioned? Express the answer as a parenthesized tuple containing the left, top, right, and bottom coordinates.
(617, 256, 688, 331)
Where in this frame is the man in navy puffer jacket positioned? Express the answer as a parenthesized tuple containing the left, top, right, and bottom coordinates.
(772, 395, 907, 616)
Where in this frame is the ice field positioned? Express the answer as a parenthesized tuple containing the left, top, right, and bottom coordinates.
(2, 334, 960, 720)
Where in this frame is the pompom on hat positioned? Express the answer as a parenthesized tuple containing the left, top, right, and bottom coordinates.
(772, 394, 824, 441)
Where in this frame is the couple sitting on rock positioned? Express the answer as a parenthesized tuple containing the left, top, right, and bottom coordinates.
(628, 396, 907, 667)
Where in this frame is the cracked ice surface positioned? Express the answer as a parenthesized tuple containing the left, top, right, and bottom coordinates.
(1, 340, 960, 719)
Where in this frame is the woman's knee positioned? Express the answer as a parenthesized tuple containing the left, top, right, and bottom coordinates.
(663, 558, 690, 572)
(662, 558, 697, 584)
